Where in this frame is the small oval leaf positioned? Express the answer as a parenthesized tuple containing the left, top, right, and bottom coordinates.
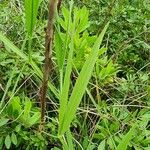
(11, 133, 17, 145)
(0, 118, 9, 127)
(5, 135, 11, 149)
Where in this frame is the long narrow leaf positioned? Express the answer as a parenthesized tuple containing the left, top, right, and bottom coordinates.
(59, 39, 74, 131)
(58, 0, 75, 132)
(55, 28, 64, 70)
(57, 0, 74, 71)
(25, 0, 41, 36)
(66, 130, 74, 150)
(117, 125, 136, 150)
(59, 22, 109, 135)
(0, 66, 17, 109)
(0, 33, 27, 60)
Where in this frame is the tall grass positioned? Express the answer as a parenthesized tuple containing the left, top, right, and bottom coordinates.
(25, 0, 41, 60)
(0, 1, 134, 149)
(58, 23, 109, 135)
(0, 0, 109, 146)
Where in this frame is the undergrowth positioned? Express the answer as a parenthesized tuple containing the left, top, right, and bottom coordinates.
(0, 0, 150, 150)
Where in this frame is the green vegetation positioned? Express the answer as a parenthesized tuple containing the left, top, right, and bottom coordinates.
(0, 0, 150, 149)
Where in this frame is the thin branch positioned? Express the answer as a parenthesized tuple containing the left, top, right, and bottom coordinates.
(39, 0, 57, 131)
(57, 0, 62, 13)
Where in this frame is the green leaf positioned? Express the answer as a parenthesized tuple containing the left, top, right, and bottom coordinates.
(23, 97, 32, 119)
(0, 137, 4, 150)
(98, 140, 105, 150)
(59, 39, 74, 131)
(11, 133, 17, 145)
(0, 118, 9, 127)
(59, 7, 70, 30)
(0, 66, 17, 109)
(76, 7, 90, 33)
(52, 148, 61, 150)
(27, 112, 40, 127)
(117, 125, 136, 150)
(55, 29, 64, 70)
(59, 22, 109, 135)
(15, 124, 21, 132)
(0, 32, 27, 60)
(11, 97, 22, 113)
(7, 97, 22, 118)
(25, 0, 41, 36)
(5, 135, 11, 149)
(66, 130, 74, 150)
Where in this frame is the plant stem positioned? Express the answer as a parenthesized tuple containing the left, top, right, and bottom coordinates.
(39, 0, 57, 131)
(57, 0, 62, 13)
(28, 36, 32, 62)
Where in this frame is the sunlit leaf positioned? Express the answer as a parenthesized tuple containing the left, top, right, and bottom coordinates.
(5, 135, 11, 149)
(59, 22, 109, 135)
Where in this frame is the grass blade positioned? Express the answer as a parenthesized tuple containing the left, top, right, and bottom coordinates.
(59, 39, 74, 132)
(117, 124, 136, 150)
(0, 33, 27, 60)
(66, 130, 74, 150)
(55, 28, 64, 71)
(25, 0, 41, 36)
(0, 66, 16, 109)
(59, 22, 109, 135)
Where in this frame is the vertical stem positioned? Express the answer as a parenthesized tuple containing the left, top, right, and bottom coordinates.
(39, 0, 57, 131)
(57, 0, 62, 13)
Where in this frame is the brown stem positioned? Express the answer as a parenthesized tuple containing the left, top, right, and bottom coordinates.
(57, 0, 62, 13)
(39, 0, 57, 131)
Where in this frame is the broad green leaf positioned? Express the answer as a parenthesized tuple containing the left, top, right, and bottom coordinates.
(0, 118, 9, 127)
(98, 140, 105, 150)
(117, 125, 136, 150)
(8, 97, 22, 118)
(23, 97, 32, 119)
(15, 124, 21, 132)
(5, 135, 11, 149)
(87, 144, 96, 150)
(11, 97, 22, 112)
(27, 112, 40, 127)
(11, 133, 17, 145)
(25, 0, 41, 36)
(59, 22, 109, 135)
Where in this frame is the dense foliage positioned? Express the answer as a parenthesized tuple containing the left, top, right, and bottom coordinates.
(0, 0, 150, 149)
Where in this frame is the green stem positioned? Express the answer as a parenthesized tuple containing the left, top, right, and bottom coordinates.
(28, 35, 32, 62)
